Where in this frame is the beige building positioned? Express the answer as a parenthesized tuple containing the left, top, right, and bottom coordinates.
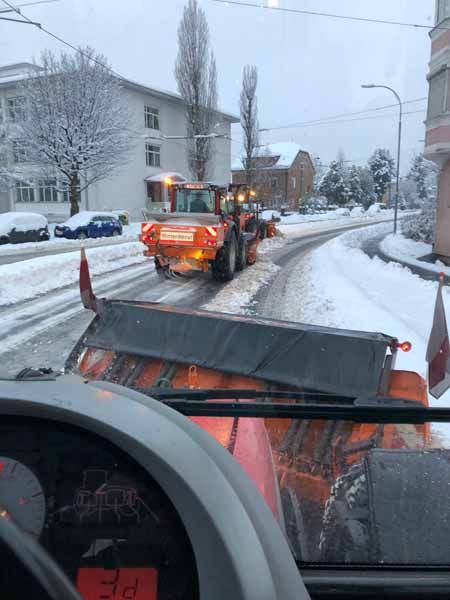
(424, 1, 450, 258)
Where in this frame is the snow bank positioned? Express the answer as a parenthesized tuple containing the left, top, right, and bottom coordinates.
(350, 207, 365, 218)
(0, 222, 142, 255)
(367, 203, 382, 215)
(284, 223, 450, 413)
(0, 212, 47, 235)
(0, 242, 147, 306)
(381, 233, 450, 279)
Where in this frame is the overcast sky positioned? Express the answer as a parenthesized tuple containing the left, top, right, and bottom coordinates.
(0, 0, 436, 173)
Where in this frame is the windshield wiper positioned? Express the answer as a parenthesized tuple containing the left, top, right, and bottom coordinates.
(136, 387, 450, 423)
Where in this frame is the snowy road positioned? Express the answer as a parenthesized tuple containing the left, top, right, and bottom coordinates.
(0, 217, 394, 375)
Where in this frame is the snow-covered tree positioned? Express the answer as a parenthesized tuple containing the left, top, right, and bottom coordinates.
(356, 167, 376, 209)
(18, 48, 131, 215)
(319, 160, 349, 206)
(313, 157, 327, 192)
(347, 165, 364, 205)
(399, 177, 420, 209)
(175, 0, 218, 181)
(408, 154, 438, 205)
(368, 148, 395, 202)
(240, 65, 259, 187)
(402, 206, 436, 244)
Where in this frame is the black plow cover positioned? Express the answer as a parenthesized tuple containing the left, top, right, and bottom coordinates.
(69, 301, 396, 397)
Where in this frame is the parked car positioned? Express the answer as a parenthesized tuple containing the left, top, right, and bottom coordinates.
(0, 212, 50, 244)
(335, 207, 351, 216)
(54, 211, 123, 240)
(350, 206, 366, 217)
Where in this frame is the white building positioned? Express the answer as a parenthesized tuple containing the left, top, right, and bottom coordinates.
(0, 63, 238, 221)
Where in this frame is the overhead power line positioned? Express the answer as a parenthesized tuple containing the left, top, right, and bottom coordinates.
(1, 0, 125, 77)
(212, 0, 445, 32)
(0, 0, 58, 13)
(259, 98, 427, 132)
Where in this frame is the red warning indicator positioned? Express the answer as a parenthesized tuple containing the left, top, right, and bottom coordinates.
(77, 567, 158, 600)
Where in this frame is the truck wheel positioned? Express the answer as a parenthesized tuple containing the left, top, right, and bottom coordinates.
(236, 236, 247, 271)
(258, 221, 268, 240)
(212, 235, 237, 282)
(319, 461, 370, 564)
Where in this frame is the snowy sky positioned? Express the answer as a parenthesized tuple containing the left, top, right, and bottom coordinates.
(0, 0, 435, 173)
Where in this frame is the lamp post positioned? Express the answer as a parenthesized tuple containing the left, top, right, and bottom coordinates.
(361, 84, 403, 234)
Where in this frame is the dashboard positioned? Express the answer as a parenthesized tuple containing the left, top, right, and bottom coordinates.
(0, 416, 198, 600)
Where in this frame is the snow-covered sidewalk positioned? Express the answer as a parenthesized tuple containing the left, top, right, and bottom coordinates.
(381, 233, 450, 277)
(0, 242, 147, 306)
(282, 224, 450, 413)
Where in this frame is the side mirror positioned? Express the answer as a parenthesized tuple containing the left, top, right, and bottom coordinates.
(0, 517, 82, 600)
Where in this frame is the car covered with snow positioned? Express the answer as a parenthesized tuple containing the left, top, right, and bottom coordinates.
(367, 203, 382, 215)
(335, 207, 351, 216)
(54, 211, 123, 240)
(350, 206, 366, 217)
(0, 212, 50, 244)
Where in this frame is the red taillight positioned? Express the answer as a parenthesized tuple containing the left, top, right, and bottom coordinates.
(397, 341, 412, 353)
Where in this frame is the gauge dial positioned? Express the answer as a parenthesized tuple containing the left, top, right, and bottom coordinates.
(0, 457, 46, 538)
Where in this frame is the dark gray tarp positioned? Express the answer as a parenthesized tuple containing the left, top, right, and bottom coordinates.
(367, 449, 450, 564)
(71, 300, 396, 397)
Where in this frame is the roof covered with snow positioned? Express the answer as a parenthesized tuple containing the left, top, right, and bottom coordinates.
(232, 142, 306, 171)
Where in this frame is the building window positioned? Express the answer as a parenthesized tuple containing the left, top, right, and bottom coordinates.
(291, 176, 296, 189)
(271, 177, 279, 191)
(38, 179, 58, 202)
(428, 69, 448, 119)
(145, 106, 160, 130)
(59, 181, 69, 203)
(0, 99, 3, 125)
(146, 144, 161, 167)
(7, 97, 25, 122)
(437, 0, 450, 23)
(16, 181, 35, 203)
(12, 139, 28, 163)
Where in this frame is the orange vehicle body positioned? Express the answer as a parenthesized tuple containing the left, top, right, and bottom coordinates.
(140, 183, 259, 275)
(77, 346, 430, 522)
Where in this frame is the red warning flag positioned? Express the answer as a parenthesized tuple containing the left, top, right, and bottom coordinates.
(79, 246, 97, 312)
(426, 274, 450, 398)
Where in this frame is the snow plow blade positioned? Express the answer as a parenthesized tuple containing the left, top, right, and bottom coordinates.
(67, 299, 396, 397)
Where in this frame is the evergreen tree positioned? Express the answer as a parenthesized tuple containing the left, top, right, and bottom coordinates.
(368, 149, 395, 202)
(319, 161, 348, 206)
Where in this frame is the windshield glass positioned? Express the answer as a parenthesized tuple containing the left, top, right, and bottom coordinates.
(174, 189, 215, 213)
(2, 0, 449, 590)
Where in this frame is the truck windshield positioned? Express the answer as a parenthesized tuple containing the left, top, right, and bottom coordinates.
(174, 189, 215, 213)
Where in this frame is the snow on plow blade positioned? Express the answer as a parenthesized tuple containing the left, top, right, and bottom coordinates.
(68, 297, 396, 397)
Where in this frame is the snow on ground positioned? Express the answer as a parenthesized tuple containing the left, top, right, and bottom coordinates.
(277, 210, 397, 238)
(0, 222, 142, 255)
(281, 223, 450, 438)
(203, 237, 281, 314)
(381, 233, 450, 276)
(0, 242, 147, 306)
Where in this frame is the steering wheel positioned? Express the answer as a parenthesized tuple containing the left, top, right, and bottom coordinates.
(0, 516, 82, 600)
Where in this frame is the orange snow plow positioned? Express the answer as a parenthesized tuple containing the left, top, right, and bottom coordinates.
(70, 252, 432, 563)
(140, 182, 260, 281)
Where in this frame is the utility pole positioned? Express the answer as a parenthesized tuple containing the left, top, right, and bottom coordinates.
(362, 84, 402, 233)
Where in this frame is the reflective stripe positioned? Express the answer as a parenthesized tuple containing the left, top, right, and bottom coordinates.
(142, 223, 154, 233)
(205, 226, 217, 237)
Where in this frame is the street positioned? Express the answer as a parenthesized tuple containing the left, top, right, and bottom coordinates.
(0, 218, 394, 375)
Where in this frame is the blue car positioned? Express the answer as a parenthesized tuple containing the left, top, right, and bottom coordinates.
(54, 211, 123, 240)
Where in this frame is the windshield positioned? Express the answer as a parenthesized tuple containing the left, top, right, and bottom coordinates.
(174, 189, 216, 213)
(1, 0, 448, 592)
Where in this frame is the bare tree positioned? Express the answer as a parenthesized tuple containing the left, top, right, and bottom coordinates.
(19, 48, 131, 215)
(175, 0, 218, 181)
(240, 65, 259, 187)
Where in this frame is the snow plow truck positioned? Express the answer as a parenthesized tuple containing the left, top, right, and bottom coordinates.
(140, 182, 273, 281)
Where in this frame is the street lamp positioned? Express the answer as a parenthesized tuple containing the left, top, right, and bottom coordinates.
(362, 84, 403, 234)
